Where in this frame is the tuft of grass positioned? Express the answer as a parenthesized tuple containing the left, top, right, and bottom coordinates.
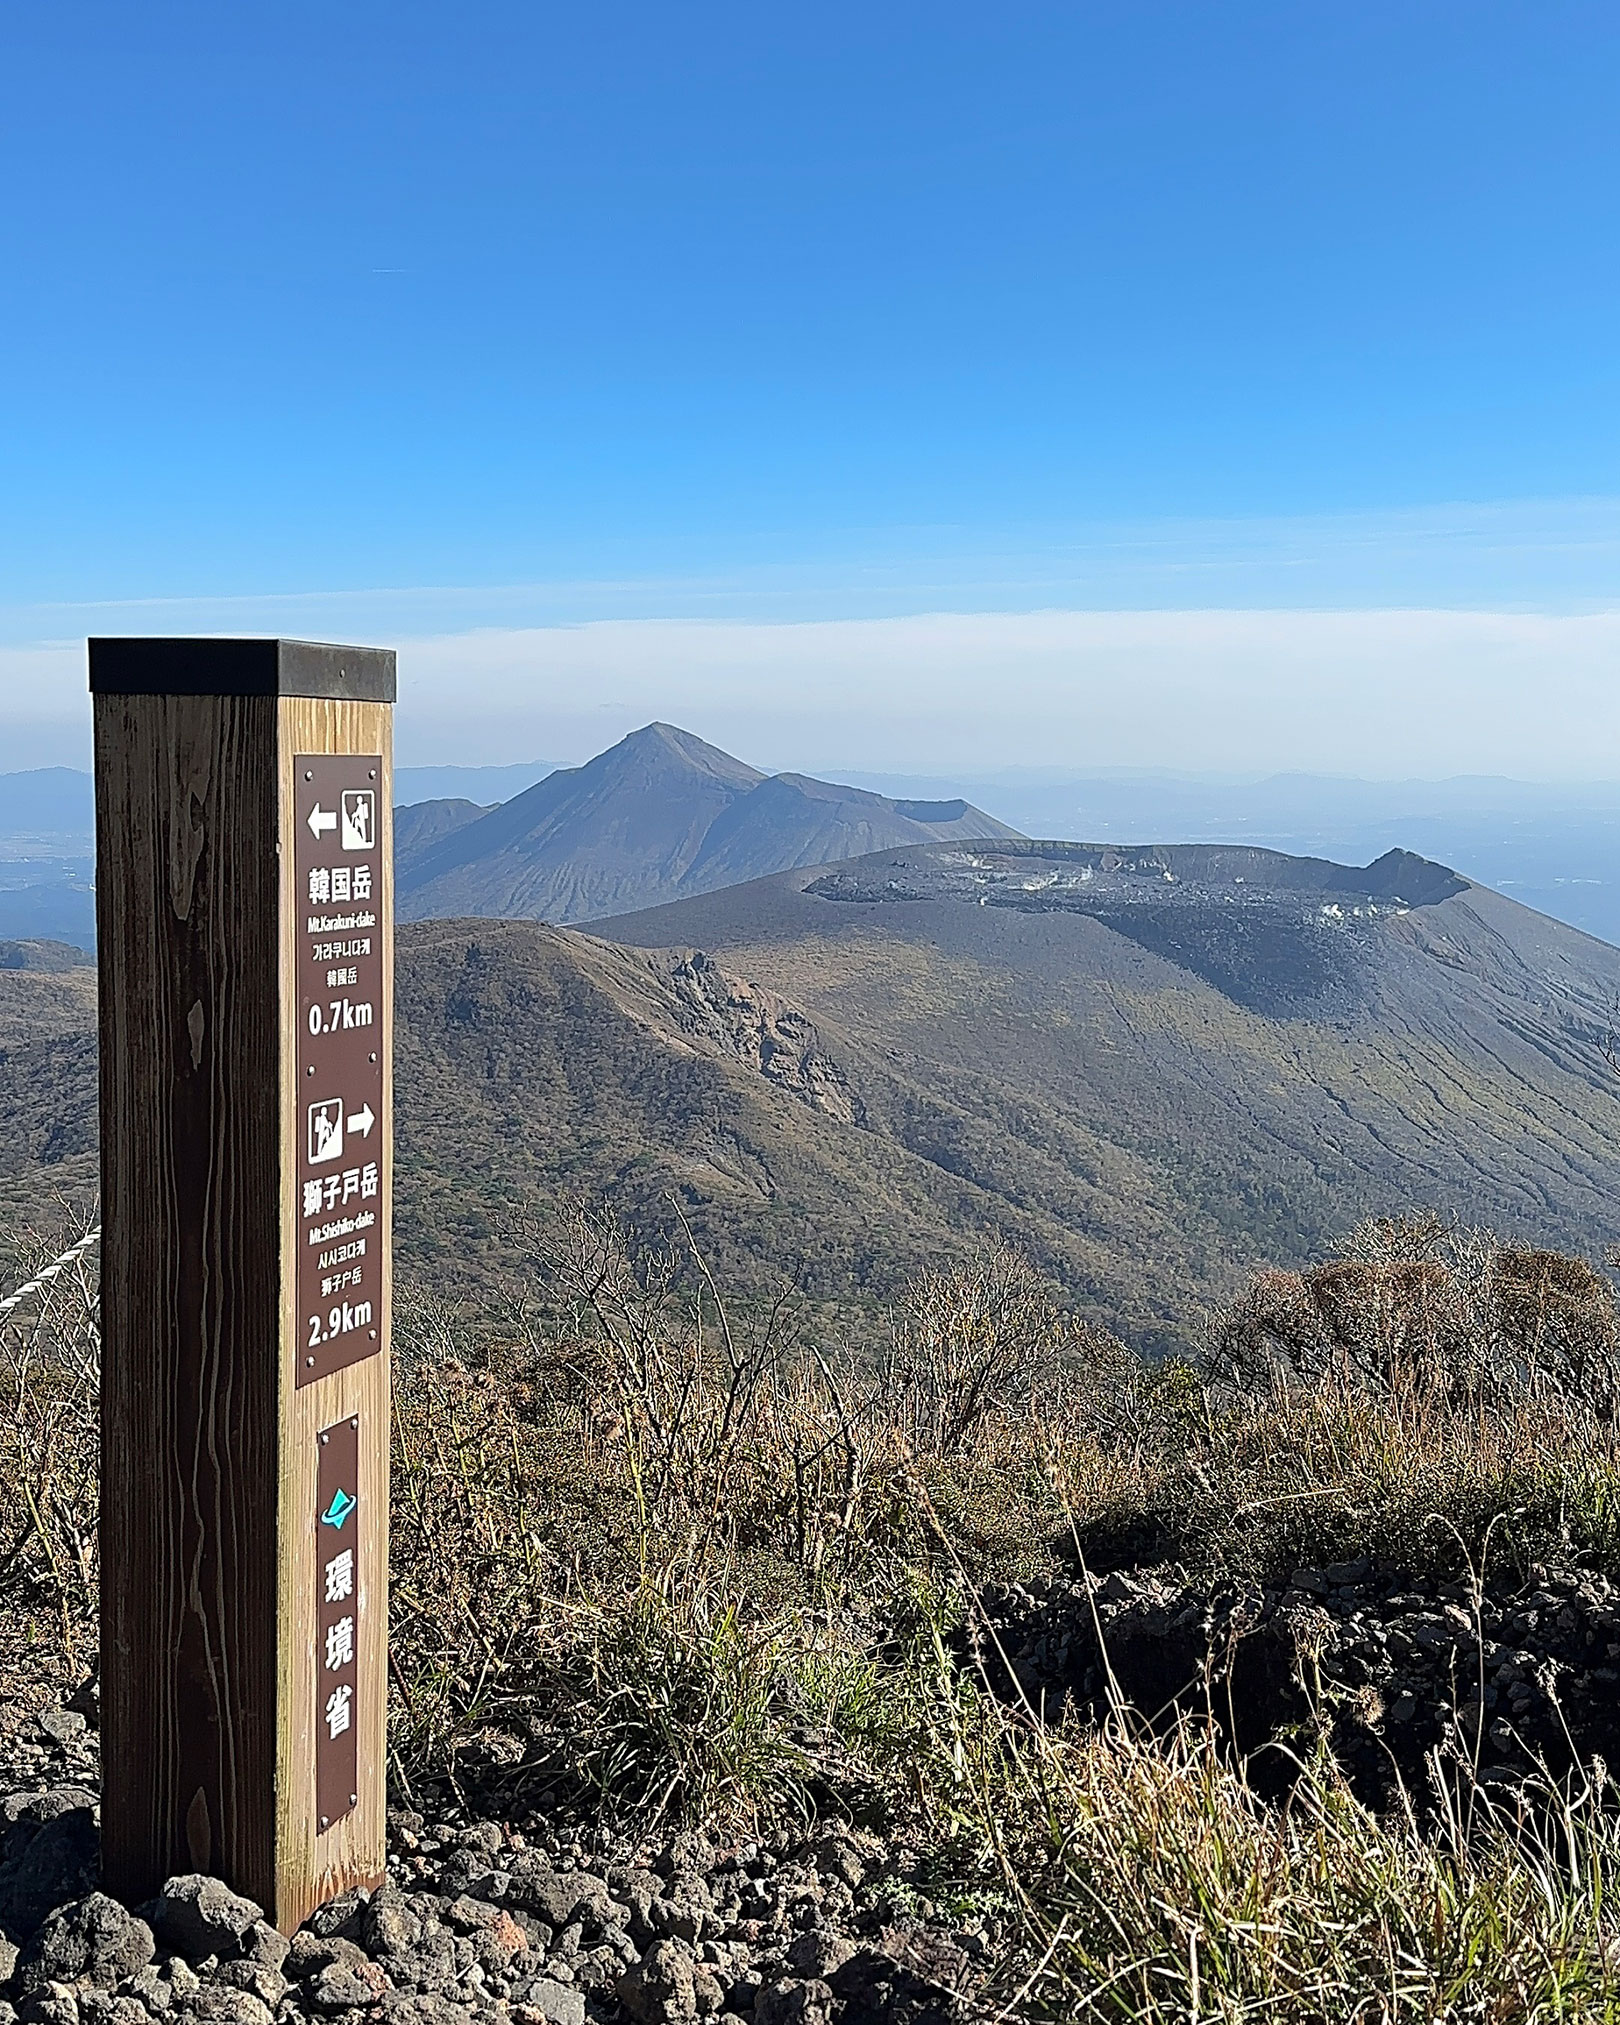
(560, 1564, 817, 1824)
(1051, 1373, 1620, 1585)
(968, 1707, 1620, 2020)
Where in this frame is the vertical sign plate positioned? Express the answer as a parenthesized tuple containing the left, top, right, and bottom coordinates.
(315, 1415, 361, 1832)
(294, 755, 385, 1387)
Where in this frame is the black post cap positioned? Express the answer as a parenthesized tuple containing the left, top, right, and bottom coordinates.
(89, 638, 396, 702)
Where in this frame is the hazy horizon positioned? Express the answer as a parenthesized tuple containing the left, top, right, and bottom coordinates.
(9, 591, 1620, 780)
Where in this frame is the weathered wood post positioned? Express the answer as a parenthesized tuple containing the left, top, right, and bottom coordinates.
(90, 638, 394, 1931)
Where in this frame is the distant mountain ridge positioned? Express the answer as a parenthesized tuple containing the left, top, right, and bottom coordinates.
(11, 754, 1620, 948)
(15, 833, 1620, 1351)
(396, 722, 1022, 924)
(394, 797, 491, 867)
(0, 767, 94, 836)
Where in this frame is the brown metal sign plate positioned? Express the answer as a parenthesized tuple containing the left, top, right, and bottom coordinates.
(294, 754, 385, 1388)
(314, 1415, 361, 1833)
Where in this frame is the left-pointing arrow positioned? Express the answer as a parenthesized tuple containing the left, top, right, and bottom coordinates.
(346, 1104, 375, 1137)
(308, 804, 338, 838)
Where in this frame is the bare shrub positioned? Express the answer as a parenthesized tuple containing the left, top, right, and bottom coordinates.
(1205, 1265, 1328, 1386)
(884, 1241, 1073, 1454)
(1489, 1247, 1620, 1408)
(1304, 1257, 1467, 1385)
(1207, 1214, 1620, 1411)
(505, 1195, 798, 1527)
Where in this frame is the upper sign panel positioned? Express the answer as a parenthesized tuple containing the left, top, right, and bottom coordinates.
(294, 755, 387, 1388)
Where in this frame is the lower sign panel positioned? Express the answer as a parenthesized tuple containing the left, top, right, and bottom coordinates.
(315, 1416, 361, 1833)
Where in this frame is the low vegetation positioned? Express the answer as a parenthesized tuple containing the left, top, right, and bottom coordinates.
(9, 1196, 1620, 2016)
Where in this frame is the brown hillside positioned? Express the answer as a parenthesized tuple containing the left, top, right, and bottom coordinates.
(12, 834, 1620, 1353)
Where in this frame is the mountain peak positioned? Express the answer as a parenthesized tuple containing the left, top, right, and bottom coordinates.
(397, 724, 1023, 926)
(608, 723, 766, 790)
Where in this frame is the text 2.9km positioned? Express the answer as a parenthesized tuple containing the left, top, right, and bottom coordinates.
(308, 1298, 375, 1350)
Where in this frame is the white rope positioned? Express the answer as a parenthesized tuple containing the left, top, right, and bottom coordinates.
(0, 1225, 101, 1321)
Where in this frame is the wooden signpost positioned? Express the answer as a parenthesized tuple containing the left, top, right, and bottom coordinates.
(90, 639, 395, 1932)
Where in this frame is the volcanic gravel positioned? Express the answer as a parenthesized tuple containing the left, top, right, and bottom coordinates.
(0, 1706, 984, 2025)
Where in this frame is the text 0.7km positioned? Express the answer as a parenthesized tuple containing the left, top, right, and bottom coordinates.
(308, 998, 375, 1036)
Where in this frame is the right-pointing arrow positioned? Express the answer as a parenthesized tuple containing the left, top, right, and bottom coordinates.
(308, 804, 338, 838)
(346, 1104, 375, 1138)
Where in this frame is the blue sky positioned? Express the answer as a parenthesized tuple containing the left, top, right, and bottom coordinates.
(3, 3, 1619, 772)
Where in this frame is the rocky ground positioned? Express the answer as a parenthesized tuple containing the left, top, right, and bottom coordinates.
(6, 1555, 1620, 2025)
(0, 1708, 993, 2025)
(980, 1555, 1620, 1812)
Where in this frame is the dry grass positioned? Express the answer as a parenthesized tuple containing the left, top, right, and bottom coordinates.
(10, 1200, 1620, 2014)
(971, 1710, 1620, 2020)
(0, 1203, 99, 1720)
